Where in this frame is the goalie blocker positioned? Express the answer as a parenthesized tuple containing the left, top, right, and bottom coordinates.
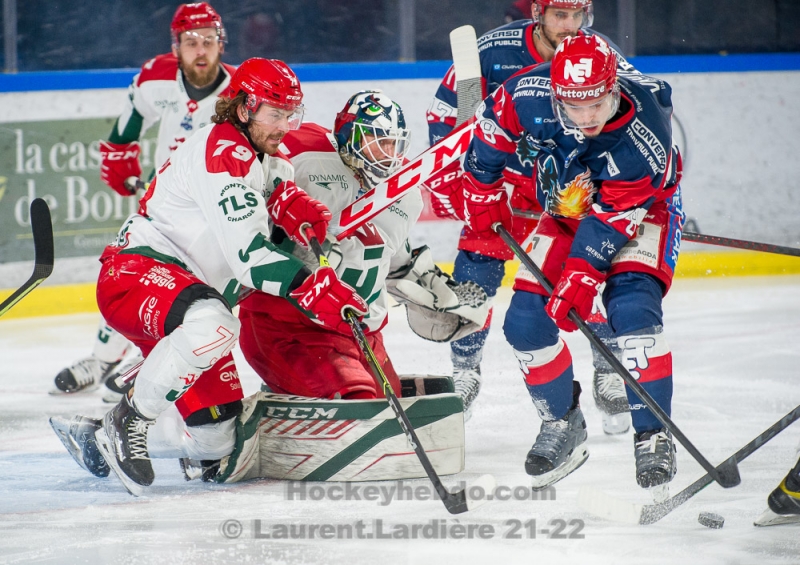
(216, 375, 464, 483)
(385, 246, 490, 343)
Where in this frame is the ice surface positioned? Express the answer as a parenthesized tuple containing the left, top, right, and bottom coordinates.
(1, 276, 799, 564)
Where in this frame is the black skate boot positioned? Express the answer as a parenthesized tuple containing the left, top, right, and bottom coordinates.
(634, 429, 677, 489)
(49, 415, 110, 478)
(52, 355, 120, 394)
(525, 382, 589, 489)
(94, 390, 154, 496)
(755, 457, 800, 526)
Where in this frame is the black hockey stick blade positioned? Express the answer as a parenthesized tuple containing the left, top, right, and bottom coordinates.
(494, 223, 741, 489)
(0, 198, 54, 318)
(639, 404, 800, 524)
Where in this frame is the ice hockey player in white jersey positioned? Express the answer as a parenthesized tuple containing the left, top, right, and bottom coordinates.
(237, 90, 489, 409)
(52, 58, 369, 495)
(52, 2, 236, 397)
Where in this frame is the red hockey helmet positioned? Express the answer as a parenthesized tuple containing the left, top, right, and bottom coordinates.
(534, 0, 593, 28)
(550, 35, 619, 130)
(223, 58, 304, 129)
(171, 3, 226, 46)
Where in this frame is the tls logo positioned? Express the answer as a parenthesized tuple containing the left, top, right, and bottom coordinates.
(218, 182, 259, 223)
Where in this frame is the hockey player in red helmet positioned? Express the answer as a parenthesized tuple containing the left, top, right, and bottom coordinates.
(52, 58, 367, 494)
(50, 3, 237, 408)
(461, 33, 684, 492)
(426, 0, 636, 434)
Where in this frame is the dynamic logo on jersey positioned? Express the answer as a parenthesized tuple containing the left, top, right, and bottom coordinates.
(218, 182, 259, 222)
(538, 155, 596, 219)
(309, 173, 350, 193)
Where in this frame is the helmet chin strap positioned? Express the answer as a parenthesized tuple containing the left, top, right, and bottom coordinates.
(533, 24, 559, 59)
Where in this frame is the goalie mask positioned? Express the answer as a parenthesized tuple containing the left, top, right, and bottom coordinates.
(386, 246, 490, 343)
(334, 90, 410, 190)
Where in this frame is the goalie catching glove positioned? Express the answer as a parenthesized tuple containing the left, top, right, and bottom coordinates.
(386, 246, 489, 342)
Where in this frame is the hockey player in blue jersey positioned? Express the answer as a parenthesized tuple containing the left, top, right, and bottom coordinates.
(460, 34, 684, 491)
(426, 0, 633, 434)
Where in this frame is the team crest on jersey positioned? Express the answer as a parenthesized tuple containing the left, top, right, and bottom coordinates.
(218, 182, 260, 223)
(516, 135, 540, 168)
(538, 155, 597, 219)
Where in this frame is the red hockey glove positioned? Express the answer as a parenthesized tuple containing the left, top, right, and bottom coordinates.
(462, 173, 512, 236)
(545, 258, 606, 332)
(423, 160, 464, 220)
(267, 180, 332, 247)
(100, 141, 142, 196)
(290, 266, 369, 335)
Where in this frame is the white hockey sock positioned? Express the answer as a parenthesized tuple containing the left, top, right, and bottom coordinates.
(91, 317, 132, 364)
(147, 404, 235, 460)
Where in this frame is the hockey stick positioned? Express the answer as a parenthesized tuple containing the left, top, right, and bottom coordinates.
(0, 198, 55, 318)
(578, 404, 800, 525)
(304, 227, 494, 514)
(511, 208, 800, 258)
(493, 223, 742, 489)
(333, 118, 475, 240)
(450, 25, 482, 127)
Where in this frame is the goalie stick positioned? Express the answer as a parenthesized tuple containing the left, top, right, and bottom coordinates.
(511, 208, 800, 258)
(493, 223, 742, 489)
(0, 198, 54, 318)
(450, 25, 482, 127)
(577, 404, 800, 525)
(304, 227, 495, 514)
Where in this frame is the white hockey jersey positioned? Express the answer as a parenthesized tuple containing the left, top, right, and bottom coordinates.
(114, 53, 235, 170)
(279, 123, 424, 332)
(112, 121, 307, 306)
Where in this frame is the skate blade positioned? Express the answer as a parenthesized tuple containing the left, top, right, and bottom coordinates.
(102, 391, 124, 404)
(577, 485, 642, 525)
(48, 384, 99, 396)
(601, 412, 631, 435)
(530, 445, 589, 490)
(754, 508, 800, 527)
(94, 428, 145, 497)
(49, 417, 92, 474)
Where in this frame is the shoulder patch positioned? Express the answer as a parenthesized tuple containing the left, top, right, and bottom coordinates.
(281, 123, 336, 158)
(137, 53, 179, 86)
(205, 123, 256, 176)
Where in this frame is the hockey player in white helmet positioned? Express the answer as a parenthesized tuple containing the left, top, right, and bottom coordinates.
(51, 3, 235, 400)
(238, 90, 489, 412)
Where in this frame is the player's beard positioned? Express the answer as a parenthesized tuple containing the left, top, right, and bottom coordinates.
(246, 123, 285, 155)
(180, 52, 221, 89)
(539, 25, 578, 53)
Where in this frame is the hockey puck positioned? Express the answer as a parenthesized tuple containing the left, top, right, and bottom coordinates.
(698, 512, 725, 529)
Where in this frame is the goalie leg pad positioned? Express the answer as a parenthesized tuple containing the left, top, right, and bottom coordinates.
(217, 386, 464, 483)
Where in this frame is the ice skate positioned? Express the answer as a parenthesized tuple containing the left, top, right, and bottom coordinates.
(453, 366, 481, 421)
(51, 355, 120, 394)
(634, 429, 676, 489)
(754, 466, 800, 526)
(525, 404, 589, 490)
(94, 391, 154, 496)
(102, 352, 143, 404)
(593, 371, 631, 434)
(49, 415, 110, 478)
